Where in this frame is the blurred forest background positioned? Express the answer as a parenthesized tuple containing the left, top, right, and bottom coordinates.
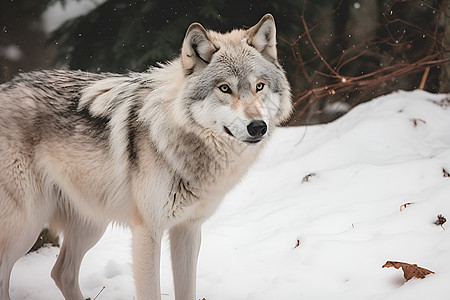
(1, 0, 449, 125)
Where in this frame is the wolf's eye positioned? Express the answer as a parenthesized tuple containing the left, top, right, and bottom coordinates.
(256, 82, 265, 92)
(218, 84, 232, 94)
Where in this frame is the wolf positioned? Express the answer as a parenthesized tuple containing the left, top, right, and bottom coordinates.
(0, 14, 291, 300)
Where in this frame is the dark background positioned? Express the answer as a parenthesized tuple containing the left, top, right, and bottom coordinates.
(1, 0, 449, 124)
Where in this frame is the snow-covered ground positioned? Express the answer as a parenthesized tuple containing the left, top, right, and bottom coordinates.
(10, 90, 450, 299)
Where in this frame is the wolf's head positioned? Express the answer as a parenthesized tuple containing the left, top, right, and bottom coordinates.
(181, 14, 292, 145)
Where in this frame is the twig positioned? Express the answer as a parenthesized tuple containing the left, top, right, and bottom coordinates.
(336, 48, 371, 73)
(290, 55, 450, 121)
(419, 66, 430, 89)
(300, 6, 340, 78)
(93, 286, 106, 300)
(290, 0, 344, 45)
(284, 0, 450, 124)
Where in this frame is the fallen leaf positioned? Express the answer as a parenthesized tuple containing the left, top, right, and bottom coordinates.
(382, 261, 434, 281)
(411, 118, 426, 127)
(293, 239, 301, 249)
(435, 214, 446, 227)
(302, 173, 316, 183)
(400, 202, 414, 211)
(443, 168, 450, 177)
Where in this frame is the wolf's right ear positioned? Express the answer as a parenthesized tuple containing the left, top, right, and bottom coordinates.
(181, 23, 216, 74)
(247, 14, 278, 63)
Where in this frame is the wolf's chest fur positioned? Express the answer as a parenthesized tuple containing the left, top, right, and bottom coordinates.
(73, 71, 263, 224)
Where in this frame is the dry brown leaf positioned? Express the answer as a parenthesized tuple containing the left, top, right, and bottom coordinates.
(435, 214, 446, 227)
(443, 168, 450, 177)
(399, 202, 414, 211)
(302, 173, 316, 183)
(411, 118, 426, 127)
(382, 261, 434, 282)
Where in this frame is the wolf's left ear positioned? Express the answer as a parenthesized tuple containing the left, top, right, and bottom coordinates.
(182, 23, 217, 74)
(247, 14, 277, 62)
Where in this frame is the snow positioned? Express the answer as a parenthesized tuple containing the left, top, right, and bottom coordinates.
(41, 0, 106, 33)
(10, 90, 450, 299)
(0, 45, 22, 61)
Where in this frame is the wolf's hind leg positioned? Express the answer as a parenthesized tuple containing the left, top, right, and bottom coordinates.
(0, 198, 43, 300)
(0, 232, 40, 300)
(51, 214, 106, 300)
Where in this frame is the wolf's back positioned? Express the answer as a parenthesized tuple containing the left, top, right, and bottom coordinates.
(0, 70, 117, 147)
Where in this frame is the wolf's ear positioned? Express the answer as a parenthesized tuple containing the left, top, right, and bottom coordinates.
(247, 14, 277, 62)
(181, 23, 216, 74)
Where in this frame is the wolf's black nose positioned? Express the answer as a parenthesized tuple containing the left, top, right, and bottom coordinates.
(247, 120, 267, 138)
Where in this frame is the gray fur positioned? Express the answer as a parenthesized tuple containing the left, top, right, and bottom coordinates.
(0, 14, 291, 300)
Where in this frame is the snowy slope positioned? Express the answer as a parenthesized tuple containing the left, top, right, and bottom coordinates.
(10, 90, 450, 300)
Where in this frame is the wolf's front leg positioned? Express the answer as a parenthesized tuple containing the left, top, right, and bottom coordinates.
(132, 223, 163, 300)
(169, 220, 202, 300)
